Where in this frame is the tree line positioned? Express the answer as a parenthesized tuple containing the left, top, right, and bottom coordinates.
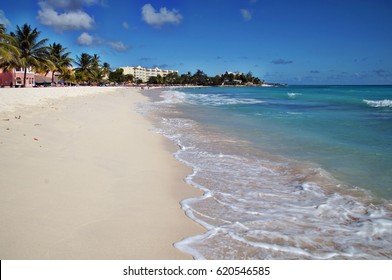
(109, 68, 263, 86)
(1, 23, 263, 87)
(169, 70, 263, 86)
(0, 23, 112, 87)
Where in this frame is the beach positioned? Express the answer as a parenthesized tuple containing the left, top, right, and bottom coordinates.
(0, 86, 203, 259)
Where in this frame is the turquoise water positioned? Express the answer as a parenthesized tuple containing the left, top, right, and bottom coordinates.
(143, 86, 392, 259)
(177, 86, 392, 199)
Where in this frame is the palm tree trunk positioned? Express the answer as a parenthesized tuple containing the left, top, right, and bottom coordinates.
(23, 67, 27, 87)
(52, 71, 55, 85)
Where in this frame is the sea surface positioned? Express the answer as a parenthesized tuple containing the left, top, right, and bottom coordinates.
(141, 85, 392, 259)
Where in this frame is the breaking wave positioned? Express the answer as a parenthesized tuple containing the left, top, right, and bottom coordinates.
(363, 99, 392, 108)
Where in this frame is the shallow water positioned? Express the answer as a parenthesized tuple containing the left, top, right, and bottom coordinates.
(141, 86, 392, 259)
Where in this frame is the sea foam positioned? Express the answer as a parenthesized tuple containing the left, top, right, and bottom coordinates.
(156, 115, 392, 259)
(141, 87, 392, 260)
(363, 99, 392, 108)
(288, 92, 302, 98)
(161, 90, 264, 106)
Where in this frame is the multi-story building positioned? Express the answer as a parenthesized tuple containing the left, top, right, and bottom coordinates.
(0, 67, 35, 87)
(120, 66, 178, 83)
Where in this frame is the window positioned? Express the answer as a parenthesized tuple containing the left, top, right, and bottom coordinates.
(15, 77, 22, 85)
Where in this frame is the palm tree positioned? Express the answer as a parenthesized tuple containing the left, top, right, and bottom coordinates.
(74, 53, 93, 84)
(102, 62, 110, 77)
(0, 23, 20, 66)
(11, 24, 52, 87)
(59, 68, 75, 86)
(48, 42, 74, 84)
(91, 54, 100, 69)
(91, 54, 102, 84)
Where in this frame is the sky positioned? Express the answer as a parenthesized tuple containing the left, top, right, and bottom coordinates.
(1, 0, 392, 85)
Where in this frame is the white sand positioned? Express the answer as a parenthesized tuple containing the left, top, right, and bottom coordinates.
(0, 86, 120, 113)
(0, 87, 203, 259)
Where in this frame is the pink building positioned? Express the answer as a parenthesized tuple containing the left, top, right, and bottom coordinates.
(0, 67, 35, 87)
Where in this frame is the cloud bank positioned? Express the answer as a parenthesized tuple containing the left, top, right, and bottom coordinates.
(37, 0, 96, 32)
(142, 4, 182, 27)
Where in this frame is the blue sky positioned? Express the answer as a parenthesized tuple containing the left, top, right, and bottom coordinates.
(1, 0, 392, 85)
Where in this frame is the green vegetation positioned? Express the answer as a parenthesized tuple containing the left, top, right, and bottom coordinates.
(114, 69, 263, 86)
(0, 23, 110, 86)
(0, 23, 264, 87)
(73, 53, 108, 85)
(0, 23, 20, 65)
(109, 68, 125, 83)
(143, 69, 263, 86)
(10, 24, 54, 87)
(48, 43, 74, 83)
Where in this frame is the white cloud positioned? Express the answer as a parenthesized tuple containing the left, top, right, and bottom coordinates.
(142, 3, 182, 28)
(240, 9, 252, 21)
(122, 21, 129, 29)
(77, 32, 129, 52)
(77, 32, 95, 45)
(0, 10, 11, 27)
(107, 41, 129, 52)
(37, 1, 95, 32)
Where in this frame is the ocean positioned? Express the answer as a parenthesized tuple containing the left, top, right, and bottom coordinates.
(141, 85, 392, 259)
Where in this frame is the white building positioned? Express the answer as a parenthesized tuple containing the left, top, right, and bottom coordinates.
(120, 66, 178, 83)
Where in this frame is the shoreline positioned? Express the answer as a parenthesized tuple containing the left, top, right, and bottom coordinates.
(143, 86, 392, 259)
(0, 87, 203, 259)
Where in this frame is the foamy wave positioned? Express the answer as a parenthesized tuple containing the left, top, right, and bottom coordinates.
(189, 94, 265, 106)
(159, 90, 187, 104)
(143, 90, 392, 260)
(288, 92, 302, 98)
(363, 99, 392, 108)
(160, 90, 265, 106)
(155, 116, 392, 259)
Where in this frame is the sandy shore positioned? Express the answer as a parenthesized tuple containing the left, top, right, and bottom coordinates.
(0, 86, 203, 259)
